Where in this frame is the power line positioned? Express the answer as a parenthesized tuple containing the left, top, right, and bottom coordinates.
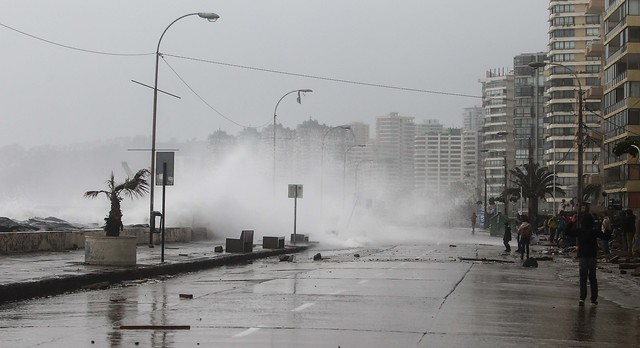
(0, 22, 154, 57)
(160, 56, 256, 129)
(162, 53, 483, 99)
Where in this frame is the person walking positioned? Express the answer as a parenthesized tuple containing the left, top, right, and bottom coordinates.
(566, 213, 611, 306)
(548, 214, 557, 244)
(517, 217, 532, 260)
(503, 222, 512, 252)
(623, 209, 636, 255)
(471, 212, 477, 234)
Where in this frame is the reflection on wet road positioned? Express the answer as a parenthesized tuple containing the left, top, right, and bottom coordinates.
(1, 231, 639, 347)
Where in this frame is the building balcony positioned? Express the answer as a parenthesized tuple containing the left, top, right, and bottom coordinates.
(586, 86, 603, 99)
(587, 0, 605, 14)
(586, 40, 603, 58)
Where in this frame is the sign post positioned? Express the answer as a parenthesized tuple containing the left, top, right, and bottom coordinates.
(156, 152, 174, 262)
(288, 184, 303, 245)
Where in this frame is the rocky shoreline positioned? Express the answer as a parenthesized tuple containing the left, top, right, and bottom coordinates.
(0, 216, 97, 232)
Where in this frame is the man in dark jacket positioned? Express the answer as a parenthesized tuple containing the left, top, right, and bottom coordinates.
(566, 213, 611, 306)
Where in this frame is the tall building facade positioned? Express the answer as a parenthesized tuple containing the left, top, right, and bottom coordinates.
(463, 106, 484, 132)
(545, 0, 603, 211)
(375, 112, 416, 195)
(480, 70, 515, 214)
(602, 0, 640, 209)
(414, 129, 477, 197)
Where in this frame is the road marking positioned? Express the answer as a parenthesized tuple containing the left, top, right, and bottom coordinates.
(358, 279, 369, 285)
(331, 290, 346, 295)
(233, 327, 261, 338)
(292, 302, 315, 312)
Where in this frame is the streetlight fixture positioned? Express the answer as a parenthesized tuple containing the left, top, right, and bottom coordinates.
(343, 144, 366, 208)
(320, 125, 353, 212)
(149, 12, 220, 247)
(529, 61, 584, 217)
(272, 89, 313, 196)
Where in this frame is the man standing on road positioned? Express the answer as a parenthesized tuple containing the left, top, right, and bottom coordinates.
(503, 222, 512, 252)
(517, 217, 532, 260)
(623, 209, 636, 255)
(600, 212, 611, 254)
(566, 213, 611, 306)
(471, 212, 477, 234)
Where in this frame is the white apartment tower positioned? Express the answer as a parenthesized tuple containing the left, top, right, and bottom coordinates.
(375, 112, 416, 195)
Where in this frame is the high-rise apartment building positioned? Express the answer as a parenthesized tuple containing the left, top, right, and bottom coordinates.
(514, 53, 548, 168)
(545, 0, 603, 210)
(375, 112, 416, 195)
(479, 69, 515, 213)
(414, 129, 477, 196)
(463, 106, 484, 132)
(601, 0, 640, 209)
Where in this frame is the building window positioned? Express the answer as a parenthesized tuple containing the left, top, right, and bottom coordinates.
(585, 16, 600, 25)
(586, 28, 599, 36)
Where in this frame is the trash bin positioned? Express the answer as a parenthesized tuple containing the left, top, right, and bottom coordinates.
(489, 213, 508, 237)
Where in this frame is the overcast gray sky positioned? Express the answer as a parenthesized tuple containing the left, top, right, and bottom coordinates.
(0, 1, 549, 148)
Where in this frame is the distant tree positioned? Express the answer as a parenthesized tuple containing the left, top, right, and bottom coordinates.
(84, 169, 149, 236)
(504, 162, 564, 224)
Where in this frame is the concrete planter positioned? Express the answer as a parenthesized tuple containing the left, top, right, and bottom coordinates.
(84, 235, 137, 266)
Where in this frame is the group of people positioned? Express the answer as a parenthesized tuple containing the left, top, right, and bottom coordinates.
(543, 209, 636, 256)
(502, 217, 533, 260)
(506, 209, 637, 307)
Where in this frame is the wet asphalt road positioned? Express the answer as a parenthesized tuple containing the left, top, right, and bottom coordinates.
(1, 228, 639, 347)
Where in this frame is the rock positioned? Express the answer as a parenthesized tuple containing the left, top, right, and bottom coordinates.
(313, 253, 322, 261)
(354, 254, 360, 258)
(0, 217, 36, 232)
(279, 255, 294, 262)
(449, 244, 457, 248)
(214, 246, 224, 253)
(179, 294, 194, 299)
(523, 258, 538, 268)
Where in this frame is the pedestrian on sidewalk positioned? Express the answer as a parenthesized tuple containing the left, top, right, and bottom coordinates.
(471, 212, 477, 234)
(566, 213, 612, 306)
(517, 217, 532, 260)
(503, 222, 512, 252)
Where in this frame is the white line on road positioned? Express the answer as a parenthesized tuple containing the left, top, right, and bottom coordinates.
(233, 327, 261, 338)
(331, 290, 346, 295)
(358, 279, 369, 285)
(292, 302, 315, 312)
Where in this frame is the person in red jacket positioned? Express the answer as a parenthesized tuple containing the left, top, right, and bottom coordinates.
(566, 213, 611, 306)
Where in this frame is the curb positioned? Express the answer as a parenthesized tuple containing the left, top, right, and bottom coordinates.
(0, 246, 308, 304)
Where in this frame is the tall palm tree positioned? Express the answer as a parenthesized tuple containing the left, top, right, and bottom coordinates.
(84, 169, 150, 236)
(504, 162, 564, 226)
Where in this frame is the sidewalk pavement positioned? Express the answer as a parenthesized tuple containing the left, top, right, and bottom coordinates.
(0, 240, 307, 304)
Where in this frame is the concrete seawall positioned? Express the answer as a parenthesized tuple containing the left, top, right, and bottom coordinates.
(0, 227, 198, 254)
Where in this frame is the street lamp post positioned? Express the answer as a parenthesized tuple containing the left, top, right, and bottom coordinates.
(149, 12, 219, 247)
(320, 125, 353, 211)
(343, 144, 365, 209)
(272, 89, 312, 196)
(529, 61, 583, 218)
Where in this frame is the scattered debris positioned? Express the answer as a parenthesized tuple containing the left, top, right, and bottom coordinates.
(81, 281, 110, 290)
(178, 253, 188, 257)
(119, 325, 191, 330)
(313, 253, 322, 261)
(214, 246, 224, 253)
(523, 258, 538, 268)
(449, 244, 457, 248)
(179, 294, 193, 299)
(608, 255, 620, 264)
(535, 256, 553, 262)
(459, 257, 514, 263)
(279, 255, 294, 262)
(632, 268, 640, 277)
(354, 254, 360, 258)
